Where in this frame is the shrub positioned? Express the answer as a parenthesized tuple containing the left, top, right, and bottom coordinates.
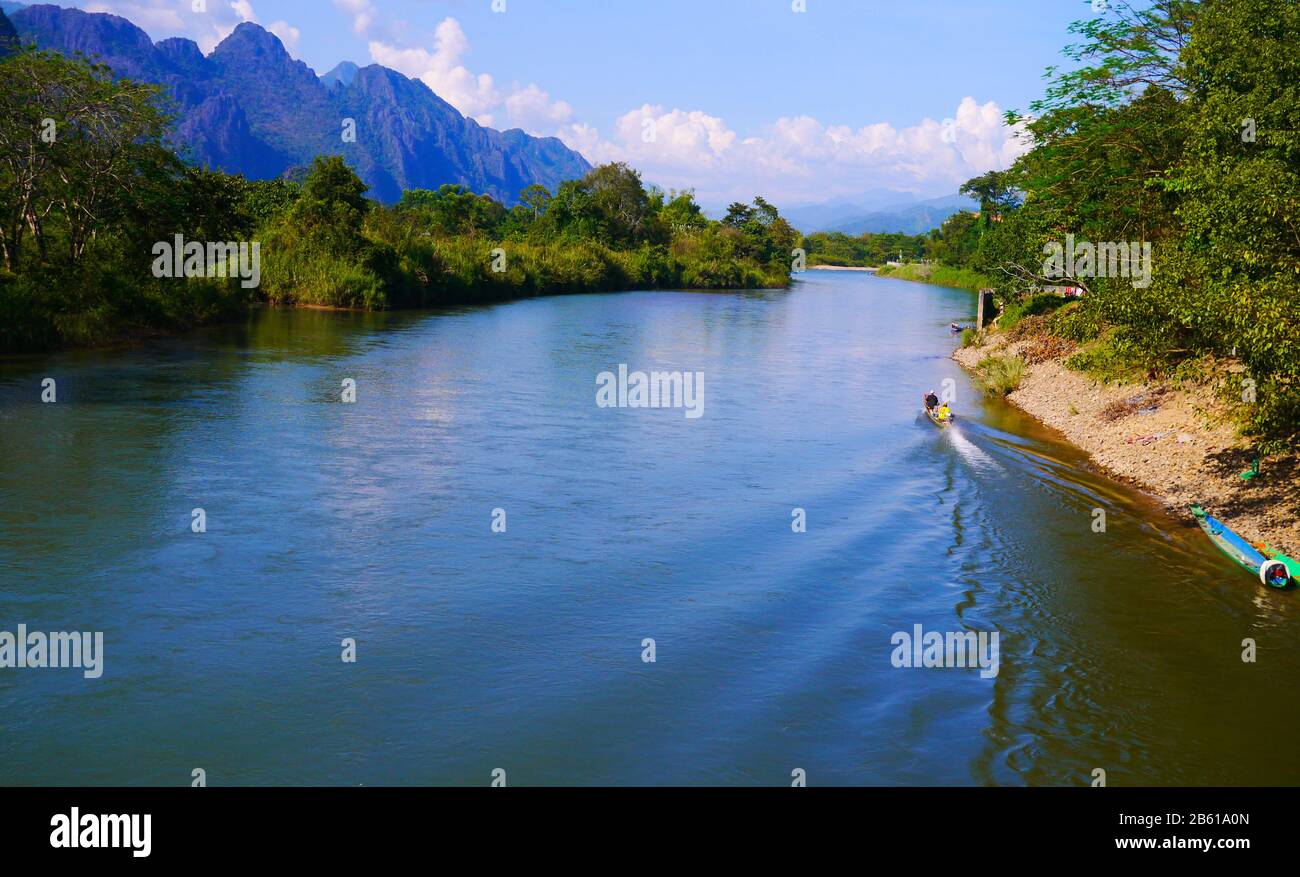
(976, 354, 1026, 396)
(0, 272, 58, 352)
(1064, 334, 1147, 384)
(998, 293, 1067, 332)
(1049, 300, 1104, 343)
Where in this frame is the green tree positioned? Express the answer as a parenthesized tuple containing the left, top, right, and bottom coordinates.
(399, 184, 505, 237)
(0, 49, 174, 269)
(289, 155, 371, 253)
(518, 184, 552, 219)
(544, 163, 664, 246)
(959, 170, 1021, 225)
(660, 190, 707, 234)
(1167, 0, 1300, 430)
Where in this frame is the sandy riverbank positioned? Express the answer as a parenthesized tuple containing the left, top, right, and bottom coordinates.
(953, 334, 1299, 554)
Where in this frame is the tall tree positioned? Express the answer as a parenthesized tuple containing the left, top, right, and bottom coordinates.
(0, 49, 174, 269)
(1168, 0, 1300, 427)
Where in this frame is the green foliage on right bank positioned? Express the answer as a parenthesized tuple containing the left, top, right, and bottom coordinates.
(931, 0, 1300, 442)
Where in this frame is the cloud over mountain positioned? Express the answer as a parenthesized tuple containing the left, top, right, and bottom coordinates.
(13, 4, 591, 204)
(573, 97, 1028, 207)
(341, 4, 1029, 206)
(60, 0, 1029, 208)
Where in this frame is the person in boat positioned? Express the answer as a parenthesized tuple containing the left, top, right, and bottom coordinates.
(924, 391, 939, 412)
(936, 402, 952, 421)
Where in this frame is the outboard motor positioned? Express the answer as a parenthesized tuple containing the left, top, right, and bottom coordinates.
(1260, 559, 1292, 588)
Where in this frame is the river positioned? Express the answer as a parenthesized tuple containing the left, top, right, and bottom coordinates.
(2, 270, 1298, 785)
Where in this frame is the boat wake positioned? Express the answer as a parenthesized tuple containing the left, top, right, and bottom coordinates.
(945, 425, 1004, 474)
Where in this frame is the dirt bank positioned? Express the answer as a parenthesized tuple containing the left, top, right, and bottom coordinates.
(953, 334, 1299, 554)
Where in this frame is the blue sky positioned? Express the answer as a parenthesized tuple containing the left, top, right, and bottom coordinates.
(54, 1, 1097, 206)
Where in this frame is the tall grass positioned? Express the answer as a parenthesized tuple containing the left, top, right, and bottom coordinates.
(875, 262, 995, 292)
(975, 354, 1026, 396)
(254, 224, 791, 312)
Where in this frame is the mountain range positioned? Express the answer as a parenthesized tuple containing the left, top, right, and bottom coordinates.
(825, 193, 979, 236)
(6, 3, 591, 204)
(784, 192, 978, 235)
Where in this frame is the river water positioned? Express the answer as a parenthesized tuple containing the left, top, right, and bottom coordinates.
(2, 271, 1298, 786)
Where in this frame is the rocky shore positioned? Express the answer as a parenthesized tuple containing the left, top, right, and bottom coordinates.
(953, 334, 1299, 554)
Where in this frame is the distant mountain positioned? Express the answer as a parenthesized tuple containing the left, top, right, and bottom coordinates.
(11, 5, 592, 204)
(783, 189, 925, 233)
(320, 61, 359, 90)
(0, 1, 25, 16)
(0, 8, 18, 56)
(826, 194, 979, 236)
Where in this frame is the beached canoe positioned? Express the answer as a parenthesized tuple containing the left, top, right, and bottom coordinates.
(1190, 504, 1296, 588)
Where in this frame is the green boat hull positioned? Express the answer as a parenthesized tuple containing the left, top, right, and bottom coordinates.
(1190, 504, 1296, 588)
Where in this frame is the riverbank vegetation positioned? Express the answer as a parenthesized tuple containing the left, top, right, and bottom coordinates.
(801, 231, 924, 267)
(799, 229, 997, 293)
(798, 227, 996, 292)
(874, 262, 995, 292)
(933, 0, 1300, 445)
(0, 45, 796, 354)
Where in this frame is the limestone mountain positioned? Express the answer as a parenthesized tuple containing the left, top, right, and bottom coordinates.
(10, 5, 591, 203)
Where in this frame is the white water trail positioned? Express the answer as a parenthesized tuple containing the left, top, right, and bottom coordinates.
(946, 425, 1003, 474)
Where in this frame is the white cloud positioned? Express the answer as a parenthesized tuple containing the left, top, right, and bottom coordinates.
(79, 1, 302, 55)
(562, 97, 1029, 206)
(75, 1, 1028, 207)
(616, 106, 738, 167)
(267, 20, 300, 53)
(368, 19, 501, 122)
(331, 0, 376, 37)
(352, 11, 1026, 203)
(358, 15, 572, 135)
(84, 1, 184, 30)
(504, 84, 574, 133)
(558, 122, 602, 157)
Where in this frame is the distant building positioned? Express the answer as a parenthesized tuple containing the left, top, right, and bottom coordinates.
(1034, 284, 1085, 298)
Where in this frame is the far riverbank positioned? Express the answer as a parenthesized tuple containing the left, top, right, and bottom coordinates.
(875, 262, 993, 293)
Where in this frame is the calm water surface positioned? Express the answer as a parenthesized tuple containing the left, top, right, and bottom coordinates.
(2, 271, 1298, 785)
